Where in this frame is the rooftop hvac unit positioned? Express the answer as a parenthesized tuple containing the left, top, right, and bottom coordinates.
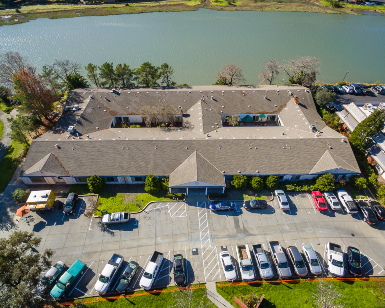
(67, 126, 75, 133)
(364, 103, 373, 110)
(379, 103, 385, 110)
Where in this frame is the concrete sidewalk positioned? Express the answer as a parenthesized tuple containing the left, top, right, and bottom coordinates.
(206, 281, 234, 308)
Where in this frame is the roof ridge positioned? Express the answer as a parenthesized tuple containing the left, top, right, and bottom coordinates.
(169, 151, 198, 179)
(196, 151, 222, 175)
(328, 151, 361, 173)
(50, 153, 70, 176)
(309, 150, 338, 174)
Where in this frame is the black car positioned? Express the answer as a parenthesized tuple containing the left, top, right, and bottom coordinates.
(350, 84, 363, 95)
(371, 85, 384, 95)
(357, 201, 379, 225)
(347, 246, 362, 276)
(173, 254, 186, 287)
(243, 199, 268, 211)
(63, 192, 78, 215)
(116, 261, 139, 293)
(369, 201, 385, 221)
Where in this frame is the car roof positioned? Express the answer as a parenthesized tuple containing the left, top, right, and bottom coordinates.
(288, 246, 302, 261)
(303, 245, 317, 258)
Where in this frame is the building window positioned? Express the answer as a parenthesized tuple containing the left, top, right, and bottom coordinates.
(106, 177, 115, 182)
(291, 175, 301, 181)
(267, 115, 277, 122)
(31, 178, 46, 183)
(133, 176, 145, 182)
(76, 177, 88, 183)
(253, 115, 260, 122)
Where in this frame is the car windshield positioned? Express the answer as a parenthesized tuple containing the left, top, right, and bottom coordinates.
(277, 192, 285, 196)
(218, 204, 229, 209)
(319, 202, 326, 207)
(56, 282, 66, 290)
(260, 262, 270, 269)
(242, 265, 253, 271)
(282, 202, 289, 206)
(120, 278, 129, 284)
(351, 260, 361, 268)
(332, 259, 344, 267)
(99, 275, 109, 284)
(316, 195, 322, 199)
(175, 271, 184, 277)
(295, 261, 305, 268)
(144, 272, 153, 279)
(225, 265, 234, 272)
(311, 259, 319, 266)
(278, 262, 288, 268)
(41, 277, 49, 285)
(333, 202, 339, 207)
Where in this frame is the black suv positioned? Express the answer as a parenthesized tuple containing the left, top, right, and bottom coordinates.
(173, 254, 186, 287)
(357, 201, 379, 225)
(63, 193, 78, 215)
(243, 199, 268, 211)
(347, 246, 362, 276)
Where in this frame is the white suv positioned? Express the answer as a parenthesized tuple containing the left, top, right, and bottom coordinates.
(274, 190, 290, 210)
(219, 251, 236, 281)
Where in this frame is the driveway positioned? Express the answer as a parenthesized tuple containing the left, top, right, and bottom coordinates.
(0, 110, 13, 163)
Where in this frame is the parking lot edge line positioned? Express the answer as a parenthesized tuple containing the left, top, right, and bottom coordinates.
(185, 248, 188, 283)
(215, 246, 222, 281)
(69, 261, 94, 296)
(88, 216, 93, 230)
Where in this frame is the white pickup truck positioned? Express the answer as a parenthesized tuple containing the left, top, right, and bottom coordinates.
(236, 245, 255, 281)
(102, 212, 130, 224)
(95, 254, 124, 294)
(325, 242, 344, 277)
(139, 251, 164, 290)
(337, 190, 358, 214)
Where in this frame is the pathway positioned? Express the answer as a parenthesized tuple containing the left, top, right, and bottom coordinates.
(0, 110, 13, 163)
(206, 281, 234, 308)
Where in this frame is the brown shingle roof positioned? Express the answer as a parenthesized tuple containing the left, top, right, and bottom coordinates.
(24, 153, 69, 176)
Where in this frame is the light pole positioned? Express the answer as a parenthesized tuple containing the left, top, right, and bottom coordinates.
(342, 71, 349, 82)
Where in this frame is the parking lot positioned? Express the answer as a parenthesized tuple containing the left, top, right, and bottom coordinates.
(8, 192, 385, 299)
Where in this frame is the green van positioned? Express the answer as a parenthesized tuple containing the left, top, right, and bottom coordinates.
(50, 260, 86, 300)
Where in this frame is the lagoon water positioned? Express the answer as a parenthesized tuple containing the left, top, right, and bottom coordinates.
(0, 8, 385, 85)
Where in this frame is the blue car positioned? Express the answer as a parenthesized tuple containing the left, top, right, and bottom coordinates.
(209, 201, 236, 212)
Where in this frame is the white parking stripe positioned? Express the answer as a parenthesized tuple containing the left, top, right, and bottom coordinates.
(112, 257, 132, 291)
(69, 261, 94, 296)
(131, 255, 151, 290)
(88, 216, 93, 230)
(307, 194, 317, 213)
(366, 264, 378, 275)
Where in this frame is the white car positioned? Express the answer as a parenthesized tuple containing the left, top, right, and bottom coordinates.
(274, 190, 290, 210)
(220, 251, 236, 281)
(342, 85, 354, 94)
(323, 192, 341, 211)
(337, 190, 358, 214)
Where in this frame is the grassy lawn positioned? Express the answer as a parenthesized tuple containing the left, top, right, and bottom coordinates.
(0, 119, 3, 139)
(75, 286, 215, 308)
(0, 102, 13, 114)
(0, 140, 29, 193)
(217, 279, 385, 307)
(211, 0, 241, 6)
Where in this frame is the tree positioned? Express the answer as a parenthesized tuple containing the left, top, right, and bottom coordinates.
(41, 65, 62, 93)
(238, 293, 260, 308)
(350, 175, 367, 191)
(12, 188, 30, 203)
(0, 231, 54, 308)
(7, 114, 40, 144)
(99, 62, 117, 88)
(171, 285, 210, 308)
(161, 177, 169, 191)
(49, 59, 81, 84)
(282, 56, 320, 88)
(0, 51, 28, 87)
(251, 176, 264, 191)
(159, 63, 176, 87)
(115, 63, 135, 88)
(85, 63, 100, 87)
(312, 279, 345, 308)
(232, 175, 248, 189)
(315, 173, 335, 191)
(135, 62, 159, 87)
(215, 62, 245, 86)
(258, 59, 280, 85)
(12, 67, 58, 126)
(350, 109, 385, 152)
(87, 175, 106, 193)
(315, 88, 336, 107)
(265, 175, 279, 190)
(0, 86, 12, 104)
(144, 175, 161, 194)
(65, 72, 89, 91)
(140, 101, 178, 127)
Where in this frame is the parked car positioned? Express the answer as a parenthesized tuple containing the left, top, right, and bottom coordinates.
(325, 242, 344, 277)
(342, 85, 354, 94)
(209, 201, 236, 212)
(36, 261, 66, 296)
(302, 245, 322, 275)
(236, 244, 255, 281)
(371, 85, 385, 94)
(287, 246, 308, 277)
(220, 251, 237, 281)
(350, 84, 363, 95)
(326, 103, 342, 112)
(63, 193, 78, 215)
(139, 251, 164, 290)
(323, 192, 341, 211)
(116, 261, 139, 293)
(274, 190, 290, 211)
(357, 201, 379, 225)
(102, 212, 130, 224)
(337, 190, 358, 214)
(369, 200, 385, 221)
(173, 254, 186, 287)
(311, 191, 328, 212)
(50, 260, 86, 300)
(269, 241, 292, 279)
(251, 244, 274, 279)
(95, 254, 124, 294)
(347, 246, 362, 276)
(243, 199, 268, 211)
(335, 85, 345, 94)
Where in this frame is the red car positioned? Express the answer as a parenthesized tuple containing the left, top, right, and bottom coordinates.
(311, 191, 328, 212)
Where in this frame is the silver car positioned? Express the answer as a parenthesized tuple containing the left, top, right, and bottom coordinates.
(274, 190, 290, 211)
(323, 192, 341, 211)
(287, 246, 308, 277)
(302, 245, 322, 275)
(251, 244, 274, 279)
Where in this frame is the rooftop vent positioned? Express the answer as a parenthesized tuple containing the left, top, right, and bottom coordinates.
(241, 91, 246, 96)
(222, 171, 225, 174)
(238, 170, 241, 173)
(256, 170, 259, 173)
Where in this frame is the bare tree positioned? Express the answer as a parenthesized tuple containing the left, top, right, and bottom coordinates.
(215, 62, 245, 86)
(140, 105, 160, 127)
(312, 279, 345, 308)
(140, 101, 178, 127)
(258, 59, 280, 85)
(49, 59, 81, 83)
(170, 286, 210, 308)
(0, 51, 28, 87)
(282, 56, 320, 88)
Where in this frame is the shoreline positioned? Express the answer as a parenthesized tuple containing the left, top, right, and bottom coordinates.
(0, 0, 383, 27)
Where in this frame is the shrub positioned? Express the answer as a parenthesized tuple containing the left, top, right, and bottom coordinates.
(165, 193, 185, 200)
(232, 174, 248, 189)
(250, 176, 264, 191)
(238, 293, 259, 308)
(350, 176, 367, 191)
(12, 188, 30, 202)
(315, 173, 335, 191)
(265, 175, 279, 191)
(161, 177, 169, 191)
(87, 175, 106, 193)
(144, 175, 161, 193)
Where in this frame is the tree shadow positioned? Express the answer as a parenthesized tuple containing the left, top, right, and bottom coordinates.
(96, 221, 115, 236)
